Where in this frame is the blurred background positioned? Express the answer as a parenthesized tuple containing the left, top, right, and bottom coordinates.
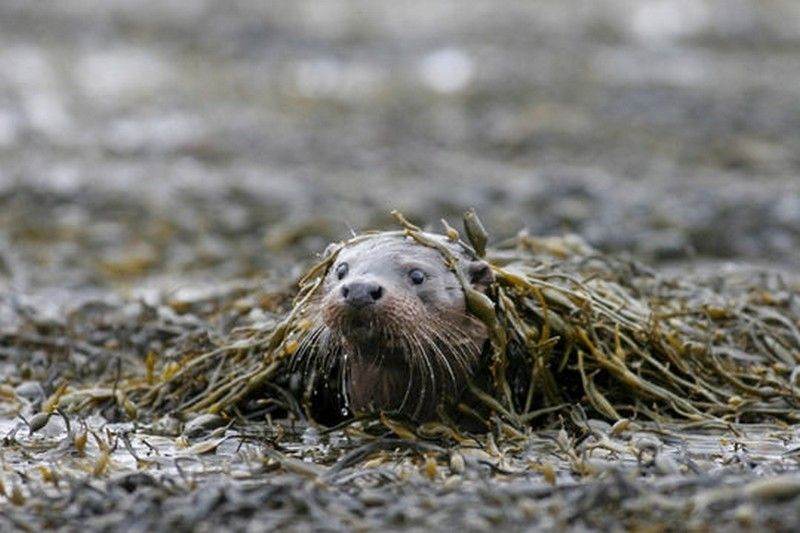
(1, 0, 799, 302)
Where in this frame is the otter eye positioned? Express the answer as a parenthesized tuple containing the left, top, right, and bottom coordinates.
(408, 268, 425, 285)
(335, 262, 349, 280)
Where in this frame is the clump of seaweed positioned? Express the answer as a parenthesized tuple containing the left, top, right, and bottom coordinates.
(133, 211, 800, 429)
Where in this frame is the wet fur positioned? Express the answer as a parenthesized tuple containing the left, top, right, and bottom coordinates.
(293, 235, 490, 422)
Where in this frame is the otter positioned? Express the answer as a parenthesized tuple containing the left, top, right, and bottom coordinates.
(295, 233, 494, 422)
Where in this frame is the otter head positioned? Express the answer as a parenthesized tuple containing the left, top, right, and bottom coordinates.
(298, 233, 493, 422)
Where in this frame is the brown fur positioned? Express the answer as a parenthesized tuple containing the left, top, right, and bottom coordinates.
(295, 233, 493, 422)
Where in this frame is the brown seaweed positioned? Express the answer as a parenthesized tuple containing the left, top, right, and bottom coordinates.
(130, 211, 800, 430)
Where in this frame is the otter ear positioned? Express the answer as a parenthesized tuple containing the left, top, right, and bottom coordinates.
(465, 260, 494, 291)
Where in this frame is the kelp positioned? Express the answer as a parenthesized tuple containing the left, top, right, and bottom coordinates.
(133, 211, 800, 428)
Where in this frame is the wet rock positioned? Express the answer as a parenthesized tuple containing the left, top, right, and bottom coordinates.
(15, 381, 44, 402)
(183, 413, 227, 438)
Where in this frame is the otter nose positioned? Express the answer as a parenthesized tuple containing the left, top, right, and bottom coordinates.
(341, 281, 383, 308)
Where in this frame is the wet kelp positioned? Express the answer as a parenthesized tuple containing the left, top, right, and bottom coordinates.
(135, 211, 800, 429)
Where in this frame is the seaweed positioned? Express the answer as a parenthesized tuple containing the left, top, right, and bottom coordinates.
(131, 211, 800, 430)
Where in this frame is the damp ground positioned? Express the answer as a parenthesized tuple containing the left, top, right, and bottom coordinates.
(1, 1, 800, 531)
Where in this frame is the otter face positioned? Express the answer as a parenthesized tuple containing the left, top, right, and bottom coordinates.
(321, 237, 482, 346)
(297, 234, 494, 421)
